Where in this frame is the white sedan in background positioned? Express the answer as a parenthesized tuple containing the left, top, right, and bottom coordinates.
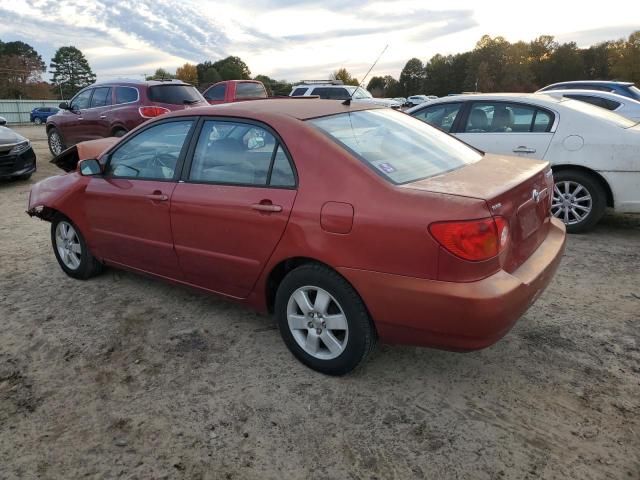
(407, 93, 640, 232)
(406, 95, 438, 107)
(538, 89, 640, 122)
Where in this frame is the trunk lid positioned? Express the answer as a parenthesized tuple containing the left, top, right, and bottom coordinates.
(405, 154, 553, 272)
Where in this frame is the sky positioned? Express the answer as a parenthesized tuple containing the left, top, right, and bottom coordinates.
(0, 0, 638, 83)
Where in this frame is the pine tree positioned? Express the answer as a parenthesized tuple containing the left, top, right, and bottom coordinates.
(50, 46, 96, 98)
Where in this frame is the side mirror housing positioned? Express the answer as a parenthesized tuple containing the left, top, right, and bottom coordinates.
(0, 116, 6, 126)
(78, 158, 102, 176)
(59, 102, 70, 110)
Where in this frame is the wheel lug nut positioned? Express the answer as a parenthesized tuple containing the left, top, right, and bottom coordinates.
(322, 321, 326, 328)
(307, 322, 313, 328)
(316, 328, 322, 335)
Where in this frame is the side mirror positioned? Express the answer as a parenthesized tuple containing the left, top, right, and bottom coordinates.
(0, 116, 6, 126)
(78, 158, 102, 176)
(59, 102, 70, 110)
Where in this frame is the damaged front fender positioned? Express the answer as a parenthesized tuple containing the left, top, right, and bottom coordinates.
(51, 137, 119, 172)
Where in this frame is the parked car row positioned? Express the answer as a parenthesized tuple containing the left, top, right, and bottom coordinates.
(289, 80, 402, 108)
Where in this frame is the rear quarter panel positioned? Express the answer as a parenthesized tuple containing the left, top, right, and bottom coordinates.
(246, 117, 492, 310)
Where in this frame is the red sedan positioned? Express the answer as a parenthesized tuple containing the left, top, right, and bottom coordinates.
(28, 99, 566, 375)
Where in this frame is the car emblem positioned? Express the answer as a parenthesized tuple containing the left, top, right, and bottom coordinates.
(532, 189, 541, 203)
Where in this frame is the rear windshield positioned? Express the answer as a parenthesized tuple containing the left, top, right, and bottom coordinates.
(309, 109, 482, 184)
(236, 82, 267, 99)
(148, 85, 204, 105)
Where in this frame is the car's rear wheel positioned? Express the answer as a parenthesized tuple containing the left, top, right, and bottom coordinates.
(112, 128, 127, 138)
(551, 170, 606, 233)
(34, 117, 43, 125)
(275, 264, 376, 375)
(51, 216, 103, 279)
(47, 128, 65, 156)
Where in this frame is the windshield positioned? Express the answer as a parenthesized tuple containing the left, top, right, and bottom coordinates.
(148, 85, 205, 105)
(309, 109, 482, 184)
(346, 87, 373, 99)
(561, 97, 636, 128)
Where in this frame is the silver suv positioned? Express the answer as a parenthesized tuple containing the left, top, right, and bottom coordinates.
(290, 80, 402, 108)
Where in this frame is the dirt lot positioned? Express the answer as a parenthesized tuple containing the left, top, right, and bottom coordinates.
(1, 125, 639, 479)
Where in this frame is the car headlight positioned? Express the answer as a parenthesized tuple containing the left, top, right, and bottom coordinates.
(9, 141, 30, 155)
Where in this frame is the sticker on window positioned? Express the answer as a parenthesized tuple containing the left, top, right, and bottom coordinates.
(377, 162, 396, 173)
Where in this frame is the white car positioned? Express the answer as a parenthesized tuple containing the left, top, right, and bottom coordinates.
(290, 82, 401, 108)
(406, 93, 640, 232)
(537, 89, 640, 122)
(406, 95, 438, 107)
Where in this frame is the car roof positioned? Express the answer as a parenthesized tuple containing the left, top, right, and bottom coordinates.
(546, 80, 634, 87)
(410, 92, 565, 106)
(542, 89, 638, 103)
(165, 98, 383, 121)
(92, 79, 192, 87)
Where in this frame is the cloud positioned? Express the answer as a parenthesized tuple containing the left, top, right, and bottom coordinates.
(556, 25, 637, 47)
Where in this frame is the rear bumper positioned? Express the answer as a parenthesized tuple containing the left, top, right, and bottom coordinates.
(338, 217, 566, 351)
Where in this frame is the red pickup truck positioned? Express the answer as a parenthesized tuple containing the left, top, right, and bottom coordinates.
(202, 80, 268, 105)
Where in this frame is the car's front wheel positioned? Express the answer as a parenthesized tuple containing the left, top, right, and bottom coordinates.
(551, 170, 606, 233)
(275, 264, 376, 375)
(47, 128, 65, 156)
(34, 117, 43, 125)
(51, 216, 103, 279)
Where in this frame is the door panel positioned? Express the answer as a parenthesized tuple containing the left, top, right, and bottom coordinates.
(171, 185, 296, 298)
(84, 178, 181, 278)
(455, 132, 554, 160)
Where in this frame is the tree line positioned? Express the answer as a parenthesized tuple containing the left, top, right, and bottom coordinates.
(1, 29, 638, 100)
(367, 30, 640, 97)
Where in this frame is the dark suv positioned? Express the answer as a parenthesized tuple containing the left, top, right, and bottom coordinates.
(46, 79, 207, 155)
(537, 80, 640, 101)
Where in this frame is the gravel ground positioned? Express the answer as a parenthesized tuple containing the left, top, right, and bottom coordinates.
(1, 126, 639, 480)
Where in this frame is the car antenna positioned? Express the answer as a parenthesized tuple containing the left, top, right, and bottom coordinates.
(343, 44, 388, 106)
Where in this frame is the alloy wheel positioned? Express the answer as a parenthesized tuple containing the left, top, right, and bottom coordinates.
(49, 131, 63, 155)
(55, 221, 82, 270)
(551, 180, 593, 226)
(287, 286, 349, 360)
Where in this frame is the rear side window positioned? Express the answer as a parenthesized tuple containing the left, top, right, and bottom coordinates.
(310, 109, 481, 184)
(90, 87, 112, 108)
(189, 120, 295, 187)
(566, 94, 620, 111)
(411, 103, 462, 132)
(312, 87, 350, 100)
(464, 102, 554, 133)
(115, 87, 138, 104)
(204, 84, 226, 101)
(236, 82, 268, 99)
(291, 87, 308, 96)
(148, 85, 203, 105)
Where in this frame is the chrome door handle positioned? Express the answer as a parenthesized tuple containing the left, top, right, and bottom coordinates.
(251, 203, 282, 213)
(513, 146, 536, 154)
(145, 193, 169, 201)
(99, 115, 106, 119)
(77, 117, 83, 120)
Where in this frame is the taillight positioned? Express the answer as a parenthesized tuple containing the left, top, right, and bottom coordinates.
(429, 216, 509, 262)
(138, 106, 170, 118)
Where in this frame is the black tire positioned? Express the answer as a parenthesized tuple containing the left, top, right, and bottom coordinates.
(112, 128, 127, 138)
(34, 117, 43, 125)
(51, 215, 103, 280)
(275, 263, 376, 375)
(47, 127, 66, 156)
(16, 173, 32, 181)
(552, 170, 606, 234)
